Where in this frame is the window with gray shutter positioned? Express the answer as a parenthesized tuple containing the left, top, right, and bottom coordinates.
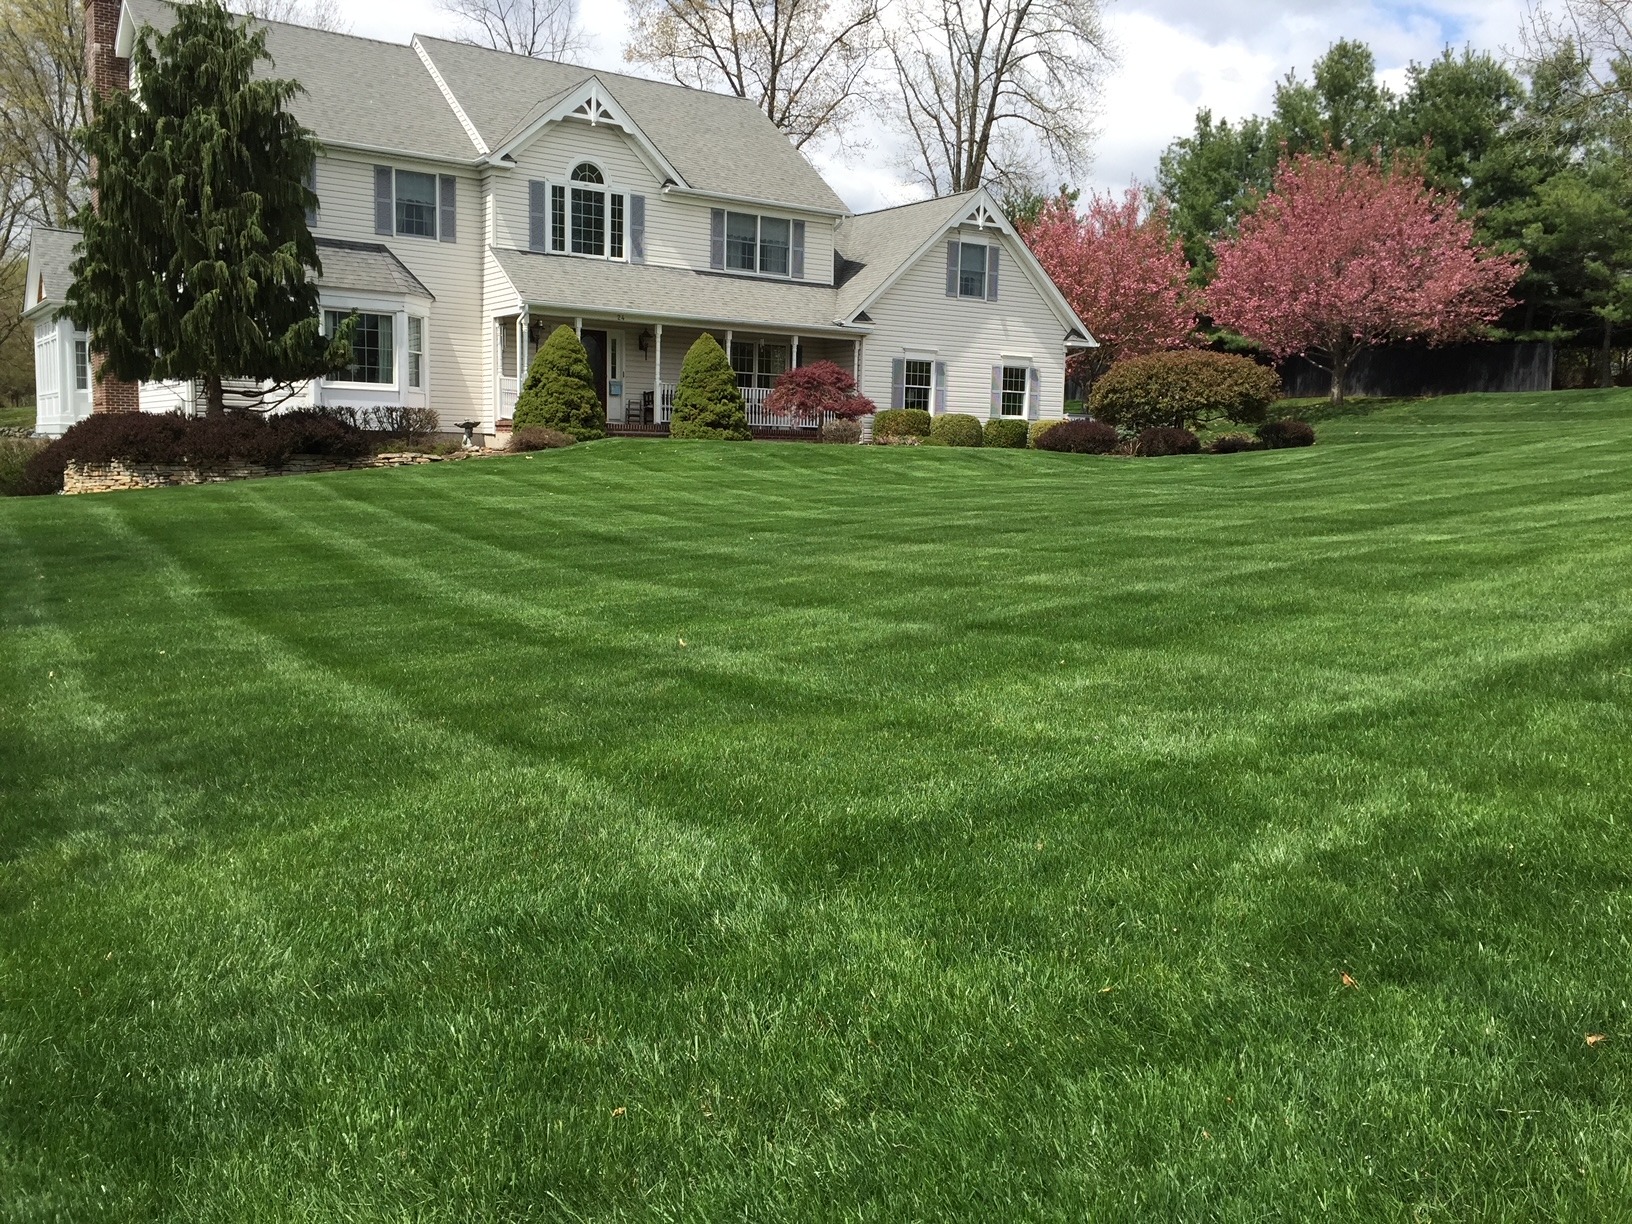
(791, 220, 806, 279)
(528, 181, 547, 251)
(629, 194, 646, 263)
(890, 357, 905, 409)
(1028, 367, 1042, 418)
(439, 176, 456, 243)
(934, 361, 947, 413)
(550, 184, 566, 251)
(945, 240, 959, 296)
(987, 245, 1000, 300)
(710, 209, 726, 269)
(990, 366, 1003, 416)
(373, 165, 393, 236)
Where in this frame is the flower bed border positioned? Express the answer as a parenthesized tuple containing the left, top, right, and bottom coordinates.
(63, 451, 489, 495)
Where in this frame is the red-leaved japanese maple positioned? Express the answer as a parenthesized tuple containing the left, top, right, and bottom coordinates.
(1020, 188, 1199, 384)
(1208, 151, 1522, 404)
(765, 361, 877, 422)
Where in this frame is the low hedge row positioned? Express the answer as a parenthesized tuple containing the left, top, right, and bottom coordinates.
(926, 413, 984, 447)
(16, 410, 373, 495)
(983, 418, 1028, 449)
(873, 408, 932, 439)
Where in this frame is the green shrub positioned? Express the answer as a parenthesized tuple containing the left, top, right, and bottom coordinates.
(1091, 351, 1281, 432)
(1027, 418, 1067, 447)
(874, 408, 931, 439)
(1133, 426, 1201, 456)
(670, 333, 750, 440)
(1209, 432, 1264, 454)
(1035, 419, 1120, 454)
(513, 325, 606, 441)
(0, 436, 48, 496)
(926, 413, 983, 447)
(983, 418, 1028, 449)
(510, 426, 575, 452)
(1257, 418, 1316, 449)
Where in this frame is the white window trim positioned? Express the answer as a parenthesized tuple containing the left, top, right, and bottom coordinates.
(319, 295, 427, 393)
(393, 168, 442, 242)
(957, 240, 990, 300)
(902, 351, 936, 413)
(998, 360, 1033, 418)
(724, 210, 795, 279)
(407, 315, 427, 392)
(563, 161, 627, 263)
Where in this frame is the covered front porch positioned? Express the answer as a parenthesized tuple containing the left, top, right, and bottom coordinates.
(494, 311, 863, 434)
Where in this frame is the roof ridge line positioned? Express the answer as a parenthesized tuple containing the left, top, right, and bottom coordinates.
(413, 36, 490, 157)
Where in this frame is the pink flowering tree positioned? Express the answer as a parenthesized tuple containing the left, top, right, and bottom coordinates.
(1020, 187, 1199, 385)
(1208, 151, 1523, 404)
(765, 360, 877, 423)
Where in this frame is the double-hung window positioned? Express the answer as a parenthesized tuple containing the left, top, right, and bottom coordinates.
(730, 339, 791, 390)
(407, 317, 425, 390)
(717, 211, 803, 278)
(903, 359, 933, 412)
(565, 163, 625, 259)
(959, 243, 989, 298)
(376, 166, 456, 241)
(325, 310, 394, 385)
(73, 339, 90, 392)
(1000, 365, 1029, 417)
(395, 171, 438, 238)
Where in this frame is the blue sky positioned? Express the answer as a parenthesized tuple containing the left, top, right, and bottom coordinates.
(339, 0, 1533, 211)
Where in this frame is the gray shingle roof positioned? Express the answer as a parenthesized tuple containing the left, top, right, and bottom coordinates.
(492, 247, 849, 331)
(23, 227, 80, 315)
(315, 238, 434, 299)
(410, 38, 848, 211)
(832, 192, 975, 321)
(123, 0, 478, 161)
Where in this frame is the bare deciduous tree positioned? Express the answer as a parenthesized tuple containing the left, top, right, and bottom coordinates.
(231, 0, 350, 33)
(624, 0, 882, 149)
(887, 0, 1112, 196)
(440, 0, 584, 59)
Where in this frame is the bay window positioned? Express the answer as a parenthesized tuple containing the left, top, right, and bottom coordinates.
(325, 310, 394, 385)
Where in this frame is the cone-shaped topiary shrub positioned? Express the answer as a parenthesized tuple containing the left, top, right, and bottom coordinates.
(514, 325, 606, 440)
(670, 333, 750, 440)
(926, 413, 983, 446)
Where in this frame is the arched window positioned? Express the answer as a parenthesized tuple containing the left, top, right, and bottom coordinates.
(567, 162, 622, 258)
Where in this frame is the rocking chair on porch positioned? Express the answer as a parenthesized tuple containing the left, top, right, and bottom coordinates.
(630, 391, 654, 427)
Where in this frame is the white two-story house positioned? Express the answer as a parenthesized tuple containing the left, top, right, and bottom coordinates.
(25, 0, 1093, 443)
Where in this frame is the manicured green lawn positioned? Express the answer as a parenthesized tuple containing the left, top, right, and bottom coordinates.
(3, 391, 1630, 1220)
(0, 404, 35, 431)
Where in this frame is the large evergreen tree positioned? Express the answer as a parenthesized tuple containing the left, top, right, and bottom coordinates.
(669, 334, 749, 440)
(67, 0, 346, 414)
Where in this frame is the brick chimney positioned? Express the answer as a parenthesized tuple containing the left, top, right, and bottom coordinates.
(84, 0, 140, 414)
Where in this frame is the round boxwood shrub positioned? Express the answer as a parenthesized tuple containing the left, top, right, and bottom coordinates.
(1034, 419, 1120, 454)
(1257, 418, 1316, 449)
(1091, 350, 1281, 432)
(514, 325, 606, 441)
(983, 418, 1028, 448)
(926, 413, 983, 447)
(874, 408, 932, 440)
(1133, 426, 1201, 456)
(670, 333, 751, 440)
(1208, 432, 1265, 454)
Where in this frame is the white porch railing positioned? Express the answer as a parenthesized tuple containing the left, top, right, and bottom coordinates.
(653, 383, 820, 430)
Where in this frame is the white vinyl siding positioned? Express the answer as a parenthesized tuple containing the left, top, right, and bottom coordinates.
(311, 151, 482, 426)
(863, 228, 1065, 422)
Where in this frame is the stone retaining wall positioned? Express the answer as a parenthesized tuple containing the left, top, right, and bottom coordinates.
(64, 450, 487, 494)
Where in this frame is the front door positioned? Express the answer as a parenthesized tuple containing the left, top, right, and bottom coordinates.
(581, 329, 609, 408)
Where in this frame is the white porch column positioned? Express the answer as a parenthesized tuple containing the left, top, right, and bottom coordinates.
(653, 323, 663, 407)
(574, 316, 583, 338)
(791, 335, 800, 368)
(724, 329, 732, 354)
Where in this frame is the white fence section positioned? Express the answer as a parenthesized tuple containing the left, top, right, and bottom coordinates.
(654, 384, 821, 431)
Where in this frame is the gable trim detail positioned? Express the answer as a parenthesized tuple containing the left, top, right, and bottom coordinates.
(484, 75, 688, 189)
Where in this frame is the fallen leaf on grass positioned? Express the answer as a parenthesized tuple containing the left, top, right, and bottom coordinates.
(1098, 986, 1113, 995)
(1340, 972, 1358, 988)
(1586, 1034, 1607, 1047)
(611, 1106, 626, 1117)
(678, 637, 687, 648)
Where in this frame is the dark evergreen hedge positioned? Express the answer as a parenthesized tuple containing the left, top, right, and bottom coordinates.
(1034, 419, 1120, 454)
